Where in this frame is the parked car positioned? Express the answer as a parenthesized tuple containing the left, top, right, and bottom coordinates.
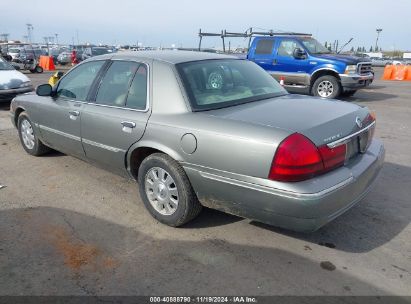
(57, 52, 72, 65)
(81, 46, 110, 61)
(246, 34, 374, 98)
(7, 48, 22, 60)
(0, 56, 33, 101)
(10, 51, 384, 232)
(370, 57, 393, 67)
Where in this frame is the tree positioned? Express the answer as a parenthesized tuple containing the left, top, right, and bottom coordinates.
(369, 46, 373, 52)
(350, 46, 354, 52)
(324, 41, 328, 48)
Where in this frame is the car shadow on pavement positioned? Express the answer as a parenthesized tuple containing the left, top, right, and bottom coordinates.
(340, 91, 397, 102)
(0, 206, 392, 296)
(183, 207, 243, 228)
(251, 162, 411, 253)
(0, 102, 10, 111)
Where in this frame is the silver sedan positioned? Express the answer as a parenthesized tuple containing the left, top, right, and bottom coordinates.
(9, 51, 385, 232)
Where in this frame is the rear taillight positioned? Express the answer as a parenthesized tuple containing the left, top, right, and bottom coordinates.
(269, 133, 346, 182)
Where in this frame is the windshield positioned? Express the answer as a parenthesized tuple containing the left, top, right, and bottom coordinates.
(177, 59, 287, 111)
(300, 37, 331, 54)
(92, 48, 109, 55)
(8, 48, 21, 54)
(0, 57, 14, 70)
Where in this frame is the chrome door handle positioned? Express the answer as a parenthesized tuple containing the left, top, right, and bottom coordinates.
(69, 110, 80, 116)
(121, 121, 136, 128)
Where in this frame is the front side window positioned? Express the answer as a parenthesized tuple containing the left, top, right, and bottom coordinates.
(56, 60, 105, 100)
(300, 37, 331, 54)
(177, 59, 287, 111)
(95, 61, 140, 107)
(255, 39, 275, 55)
(278, 39, 299, 57)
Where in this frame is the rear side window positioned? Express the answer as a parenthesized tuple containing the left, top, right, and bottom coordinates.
(125, 65, 147, 110)
(255, 39, 275, 55)
(96, 61, 140, 107)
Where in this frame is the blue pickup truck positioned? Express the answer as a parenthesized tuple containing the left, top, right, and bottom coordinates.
(246, 34, 374, 98)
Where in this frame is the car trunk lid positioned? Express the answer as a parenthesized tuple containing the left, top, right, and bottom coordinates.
(204, 94, 372, 147)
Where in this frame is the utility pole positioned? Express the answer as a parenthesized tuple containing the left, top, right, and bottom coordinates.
(0, 33, 9, 42)
(375, 28, 382, 51)
(26, 23, 34, 43)
(55, 33, 59, 45)
(43, 37, 50, 55)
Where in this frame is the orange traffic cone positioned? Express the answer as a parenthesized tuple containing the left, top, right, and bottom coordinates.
(405, 66, 411, 81)
(381, 65, 394, 80)
(38, 56, 55, 71)
(279, 76, 285, 86)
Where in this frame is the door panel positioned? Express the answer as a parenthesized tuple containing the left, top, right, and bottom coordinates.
(36, 60, 106, 157)
(274, 38, 311, 86)
(81, 105, 149, 175)
(37, 99, 85, 158)
(251, 39, 277, 71)
(81, 61, 150, 175)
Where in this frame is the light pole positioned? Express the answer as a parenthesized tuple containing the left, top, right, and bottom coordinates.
(375, 28, 382, 51)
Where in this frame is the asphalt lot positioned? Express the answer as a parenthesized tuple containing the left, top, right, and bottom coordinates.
(0, 68, 410, 296)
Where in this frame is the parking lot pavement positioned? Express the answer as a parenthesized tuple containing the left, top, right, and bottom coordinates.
(0, 68, 410, 296)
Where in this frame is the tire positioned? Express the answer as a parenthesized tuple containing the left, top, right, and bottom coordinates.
(17, 112, 50, 156)
(138, 153, 202, 227)
(35, 66, 43, 73)
(341, 90, 357, 97)
(312, 75, 341, 99)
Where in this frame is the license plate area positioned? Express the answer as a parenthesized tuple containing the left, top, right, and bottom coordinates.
(345, 130, 370, 162)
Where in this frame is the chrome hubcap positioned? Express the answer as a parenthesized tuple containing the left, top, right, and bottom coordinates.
(145, 167, 178, 216)
(20, 119, 35, 150)
(317, 80, 334, 98)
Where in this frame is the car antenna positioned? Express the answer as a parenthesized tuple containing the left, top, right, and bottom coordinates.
(337, 38, 353, 54)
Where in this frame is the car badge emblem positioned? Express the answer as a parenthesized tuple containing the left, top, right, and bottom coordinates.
(356, 116, 363, 128)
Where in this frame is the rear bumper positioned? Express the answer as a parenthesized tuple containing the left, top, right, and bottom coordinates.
(184, 139, 385, 232)
(0, 87, 33, 101)
(339, 73, 374, 90)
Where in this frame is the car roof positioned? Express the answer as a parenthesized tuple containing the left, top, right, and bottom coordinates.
(92, 50, 238, 65)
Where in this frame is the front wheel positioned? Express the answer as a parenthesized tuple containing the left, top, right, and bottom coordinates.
(312, 75, 341, 99)
(138, 153, 202, 227)
(17, 113, 50, 156)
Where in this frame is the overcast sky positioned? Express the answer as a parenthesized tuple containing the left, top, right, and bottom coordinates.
(1, 0, 410, 51)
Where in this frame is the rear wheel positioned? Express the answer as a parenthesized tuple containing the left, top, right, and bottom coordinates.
(17, 113, 50, 156)
(312, 75, 341, 99)
(35, 66, 43, 73)
(138, 153, 202, 227)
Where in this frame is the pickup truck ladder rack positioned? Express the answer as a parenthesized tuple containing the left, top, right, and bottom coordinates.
(198, 28, 312, 52)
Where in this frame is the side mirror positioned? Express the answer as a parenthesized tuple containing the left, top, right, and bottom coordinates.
(36, 84, 53, 96)
(293, 48, 306, 59)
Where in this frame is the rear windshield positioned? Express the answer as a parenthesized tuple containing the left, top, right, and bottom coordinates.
(92, 48, 109, 55)
(176, 59, 287, 111)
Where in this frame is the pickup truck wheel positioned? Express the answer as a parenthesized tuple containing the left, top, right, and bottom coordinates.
(312, 75, 341, 99)
(138, 153, 202, 227)
(17, 113, 50, 156)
